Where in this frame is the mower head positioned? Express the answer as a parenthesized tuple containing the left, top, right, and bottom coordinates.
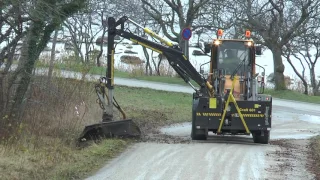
(78, 119, 141, 142)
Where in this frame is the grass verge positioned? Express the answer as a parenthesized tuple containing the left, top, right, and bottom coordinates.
(0, 138, 129, 180)
(264, 89, 320, 104)
(308, 136, 320, 179)
(0, 77, 192, 180)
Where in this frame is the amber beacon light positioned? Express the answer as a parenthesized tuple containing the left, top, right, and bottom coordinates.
(245, 30, 251, 38)
(217, 29, 223, 37)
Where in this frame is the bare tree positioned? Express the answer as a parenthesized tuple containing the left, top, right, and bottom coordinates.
(283, 42, 309, 94)
(94, 0, 159, 74)
(232, 0, 320, 90)
(192, 1, 235, 38)
(63, 8, 101, 64)
(305, 35, 320, 95)
(0, 0, 28, 69)
(3, 0, 87, 126)
(47, 28, 59, 84)
(141, 0, 210, 59)
(0, 0, 29, 119)
(284, 29, 320, 95)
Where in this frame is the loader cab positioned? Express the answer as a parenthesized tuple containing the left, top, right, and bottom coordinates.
(202, 30, 262, 77)
(202, 29, 263, 100)
(212, 40, 253, 75)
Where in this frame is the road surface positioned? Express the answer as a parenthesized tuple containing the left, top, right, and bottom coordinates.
(6, 66, 319, 179)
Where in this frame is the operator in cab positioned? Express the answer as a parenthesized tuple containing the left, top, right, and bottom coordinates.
(219, 49, 241, 74)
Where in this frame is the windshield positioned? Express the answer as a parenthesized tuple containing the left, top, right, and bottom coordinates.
(217, 41, 250, 74)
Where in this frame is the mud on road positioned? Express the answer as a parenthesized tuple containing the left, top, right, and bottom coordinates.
(267, 139, 316, 180)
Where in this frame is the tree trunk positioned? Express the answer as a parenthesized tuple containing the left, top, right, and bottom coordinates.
(271, 48, 286, 90)
(0, 44, 17, 115)
(151, 51, 158, 76)
(285, 56, 308, 94)
(315, 82, 320, 96)
(9, 19, 54, 122)
(310, 66, 320, 95)
(9, 24, 41, 121)
(96, 27, 107, 67)
(47, 29, 59, 84)
(142, 46, 152, 75)
(157, 57, 162, 76)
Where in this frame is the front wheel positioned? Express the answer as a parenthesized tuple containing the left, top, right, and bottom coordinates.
(191, 120, 207, 140)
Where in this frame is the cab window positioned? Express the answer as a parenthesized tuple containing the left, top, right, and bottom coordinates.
(217, 41, 250, 74)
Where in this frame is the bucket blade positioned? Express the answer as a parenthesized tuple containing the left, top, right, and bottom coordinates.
(78, 119, 141, 142)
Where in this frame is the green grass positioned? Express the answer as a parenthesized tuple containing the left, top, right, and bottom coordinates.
(115, 86, 193, 124)
(264, 89, 320, 104)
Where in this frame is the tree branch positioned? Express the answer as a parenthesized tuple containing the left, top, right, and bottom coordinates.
(280, 0, 313, 45)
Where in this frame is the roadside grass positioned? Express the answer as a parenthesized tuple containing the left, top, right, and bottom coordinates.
(309, 135, 320, 179)
(264, 89, 320, 104)
(0, 138, 128, 180)
(115, 85, 193, 131)
(0, 76, 192, 180)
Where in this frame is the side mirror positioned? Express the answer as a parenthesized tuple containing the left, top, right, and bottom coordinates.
(255, 46, 262, 55)
(192, 50, 205, 56)
(204, 43, 211, 54)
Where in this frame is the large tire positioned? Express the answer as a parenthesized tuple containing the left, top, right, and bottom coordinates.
(191, 97, 207, 140)
(252, 130, 270, 144)
(191, 119, 207, 140)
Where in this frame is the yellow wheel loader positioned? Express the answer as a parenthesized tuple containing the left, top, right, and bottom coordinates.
(78, 16, 271, 144)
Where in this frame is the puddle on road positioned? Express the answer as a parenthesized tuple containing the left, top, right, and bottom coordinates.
(298, 114, 320, 124)
(160, 122, 191, 137)
(270, 128, 318, 140)
(270, 133, 315, 140)
(273, 110, 320, 123)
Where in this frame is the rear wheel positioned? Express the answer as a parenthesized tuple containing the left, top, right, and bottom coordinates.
(252, 130, 270, 144)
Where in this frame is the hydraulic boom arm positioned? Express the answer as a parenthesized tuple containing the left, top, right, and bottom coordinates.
(106, 16, 214, 97)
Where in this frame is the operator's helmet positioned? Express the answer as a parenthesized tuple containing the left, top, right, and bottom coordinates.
(226, 49, 234, 58)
